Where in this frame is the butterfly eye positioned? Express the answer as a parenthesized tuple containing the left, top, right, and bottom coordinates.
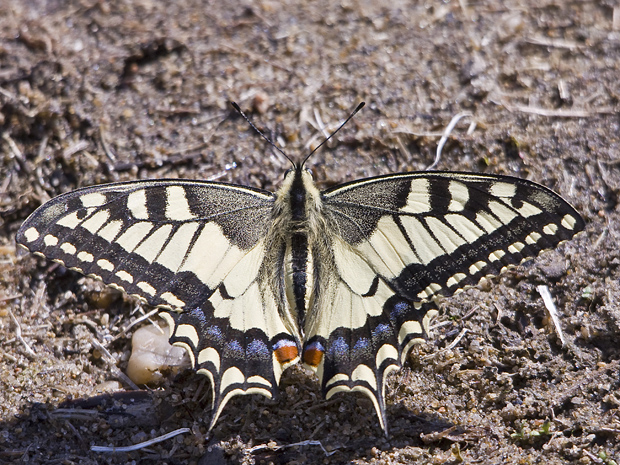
(283, 168, 293, 178)
(305, 168, 314, 179)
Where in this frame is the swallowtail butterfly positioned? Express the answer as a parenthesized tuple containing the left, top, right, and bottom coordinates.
(16, 104, 584, 434)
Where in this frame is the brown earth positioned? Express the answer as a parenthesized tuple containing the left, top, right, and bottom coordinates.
(0, 0, 619, 464)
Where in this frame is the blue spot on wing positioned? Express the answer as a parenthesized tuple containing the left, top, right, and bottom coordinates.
(206, 325, 224, 344)
(354, 337, 370, 351)
(247, 338, 270, 358)
(328, 337, 349, 357)
(372, 323, 391, 338)
(226, 340, 243, 356)
(392, 301, 410, 317)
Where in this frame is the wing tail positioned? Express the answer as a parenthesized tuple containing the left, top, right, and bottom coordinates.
(162, 302, 300, 430)
(304, 289, 438, 435)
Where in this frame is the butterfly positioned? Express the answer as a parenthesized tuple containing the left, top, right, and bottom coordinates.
(16, 103, 584, 434)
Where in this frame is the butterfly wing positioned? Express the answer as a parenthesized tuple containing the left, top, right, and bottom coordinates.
(17, 179, 301, 428)
(310, 171, 584, 432)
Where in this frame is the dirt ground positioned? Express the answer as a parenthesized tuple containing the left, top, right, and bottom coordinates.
(0, 0, 619, 463)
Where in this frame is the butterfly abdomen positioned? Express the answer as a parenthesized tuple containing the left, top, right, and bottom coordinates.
(277, 169, 317, 326)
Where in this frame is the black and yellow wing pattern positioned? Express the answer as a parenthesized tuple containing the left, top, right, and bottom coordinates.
(17, 163, 584, 434)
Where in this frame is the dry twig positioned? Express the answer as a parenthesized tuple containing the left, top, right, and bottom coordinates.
(537, 285, 566, 347)
(9, 308, 36, 358)
(426, 111, 473, 171)
(91, 427, 191, 453)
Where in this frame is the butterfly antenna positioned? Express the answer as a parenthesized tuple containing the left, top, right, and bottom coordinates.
(230, 101, 296, 167)
(301, 101, 365, 167)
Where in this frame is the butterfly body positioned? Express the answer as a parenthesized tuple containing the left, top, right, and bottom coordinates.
(17, 158, 584, 434)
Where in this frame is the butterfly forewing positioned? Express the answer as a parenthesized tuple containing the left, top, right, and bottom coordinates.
(19, 181, 274, 305)
(323, 172, 584, 302)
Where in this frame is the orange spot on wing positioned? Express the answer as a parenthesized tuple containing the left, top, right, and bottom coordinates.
(274, 345, 299, 364)
(302, 347, 324, 367)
